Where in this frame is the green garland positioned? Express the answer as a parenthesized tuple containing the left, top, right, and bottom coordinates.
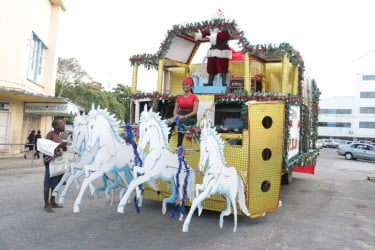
(129, 18, 305, 70)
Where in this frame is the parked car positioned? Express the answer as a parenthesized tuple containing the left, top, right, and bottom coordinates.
(316, 139, 323, 149)
(322, 139, 335, 148)
(358, 140, 374, 145)
(322, 139, 352, 148)
(323, 139, 337, 148)
(337, 142, 375, 161)
(334, 139, 353, 147)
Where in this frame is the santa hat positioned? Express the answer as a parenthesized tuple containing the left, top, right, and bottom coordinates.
(182, 77, 194, 86)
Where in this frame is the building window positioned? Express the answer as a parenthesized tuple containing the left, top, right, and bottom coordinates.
(360, 92, 375, 98)
(362, 75, 375, 81)
(27, 32, 47, 83)
(360, 107, 375, 114)
(319, 109, 352, 115)
(318, 122, 351, 128)
(359, 122, 375, 129)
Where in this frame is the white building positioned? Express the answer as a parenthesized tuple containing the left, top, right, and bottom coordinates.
(0, 0, 78, 156)
(318, 73, 375, 141)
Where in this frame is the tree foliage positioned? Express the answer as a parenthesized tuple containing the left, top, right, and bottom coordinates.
(55, 57, 133, 123)
(56, 58, 92, 97)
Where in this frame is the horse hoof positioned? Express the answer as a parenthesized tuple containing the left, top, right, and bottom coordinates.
(73, 205, 80, 213)
(182, 224, 189, 232)
(198, 206, 203, 216)
(58, 197, 65, 204)
(105, 193, 111, 200)
(162, 205, 167, 215)
(117, 206, 124, 214)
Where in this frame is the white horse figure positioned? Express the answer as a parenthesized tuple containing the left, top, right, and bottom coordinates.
(52, 112, 88, 200)
(182, 119, 250, 232)
(117, 105, 197, 221)
(73, 108, 136, 213)
(53, 112, 103, 204)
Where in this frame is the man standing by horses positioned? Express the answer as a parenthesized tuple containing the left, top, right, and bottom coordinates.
(41, 119, 68, 212)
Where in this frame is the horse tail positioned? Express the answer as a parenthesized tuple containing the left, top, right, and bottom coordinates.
(237, 176, 250, 216)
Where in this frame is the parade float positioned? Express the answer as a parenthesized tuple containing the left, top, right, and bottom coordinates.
(57, 14, 320, 233)
(123, 14, 321, 220)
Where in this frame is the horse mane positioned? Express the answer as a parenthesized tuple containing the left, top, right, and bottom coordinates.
(140, 109, 170, 148)
(207, 126, 226, 165)
(73, 113, 85, 126)
(94, 108, 123, 143)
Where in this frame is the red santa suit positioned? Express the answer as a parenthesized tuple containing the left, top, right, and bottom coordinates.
(196, 29, 232, 86)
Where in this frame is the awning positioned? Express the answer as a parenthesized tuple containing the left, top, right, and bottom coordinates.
(0, 88, 80, 116)
(0, 88, 66, 103)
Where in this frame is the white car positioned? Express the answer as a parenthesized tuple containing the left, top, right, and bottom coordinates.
(316, 139, 323, 149)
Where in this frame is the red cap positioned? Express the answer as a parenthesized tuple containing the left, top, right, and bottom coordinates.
(182, 77, 194, 86)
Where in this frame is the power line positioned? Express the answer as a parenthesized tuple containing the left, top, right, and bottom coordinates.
(351, 49, 375, 63)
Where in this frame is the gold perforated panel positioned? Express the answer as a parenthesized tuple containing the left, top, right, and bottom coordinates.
(247, 101, 284, 217)
(142, 100, 285, 218)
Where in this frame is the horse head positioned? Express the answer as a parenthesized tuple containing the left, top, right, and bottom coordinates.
(137, 105, 153, 154)
(86, 106, 121, 152)
(198, 119, 212, 172)
(137, 104, 170, 154)
(86, 111, 99, 152)
(72, 112, 89, 154)
(198, 118, 225, 172)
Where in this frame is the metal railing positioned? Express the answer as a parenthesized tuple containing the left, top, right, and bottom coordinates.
(0, 143, 40, 166)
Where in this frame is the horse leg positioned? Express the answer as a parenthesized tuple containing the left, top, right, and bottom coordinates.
(231, 192, 238, 232)
(104, 172, 120, 200)
(195, 184, 204, 216)
(162, 177, 177, 216)
(73, 171, 103, 213)
(59, 169, 84, 204)
(182, 187, 212, 232)
(133, 166, 147, 207)
(52, 169, 71, 197)
(84, 163, 98, 177)
(119, 166, 138, 205)
(237, 176, 250, 216)
(219, 194, 232, 229)
(117, 174, 152, 213)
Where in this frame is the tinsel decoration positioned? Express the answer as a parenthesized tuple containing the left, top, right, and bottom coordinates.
(170, 146, 189, 218)
(125, 123, 142, 213)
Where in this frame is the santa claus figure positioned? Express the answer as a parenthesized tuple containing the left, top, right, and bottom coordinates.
(195, 10, 232, 86)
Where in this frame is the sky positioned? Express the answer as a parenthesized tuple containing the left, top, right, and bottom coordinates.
(58, 0, 375, 99)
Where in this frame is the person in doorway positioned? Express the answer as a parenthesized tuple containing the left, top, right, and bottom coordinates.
(24, 130, 36, 159)
(169, 77, 199, 147)
(34, 130, 42, 159)
(42, 119, 68, 212)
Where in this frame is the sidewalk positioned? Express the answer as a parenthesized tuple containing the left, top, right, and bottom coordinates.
(0, 156, 44, 170)
(0, 152, 74, 170)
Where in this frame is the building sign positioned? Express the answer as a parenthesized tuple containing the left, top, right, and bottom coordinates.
(24, 102, 79, 116)
(0, 102, 10, 111)
(287, 105, 301, 160)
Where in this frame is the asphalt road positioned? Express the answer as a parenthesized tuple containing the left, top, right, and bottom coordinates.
(0, 148, 374, 250)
